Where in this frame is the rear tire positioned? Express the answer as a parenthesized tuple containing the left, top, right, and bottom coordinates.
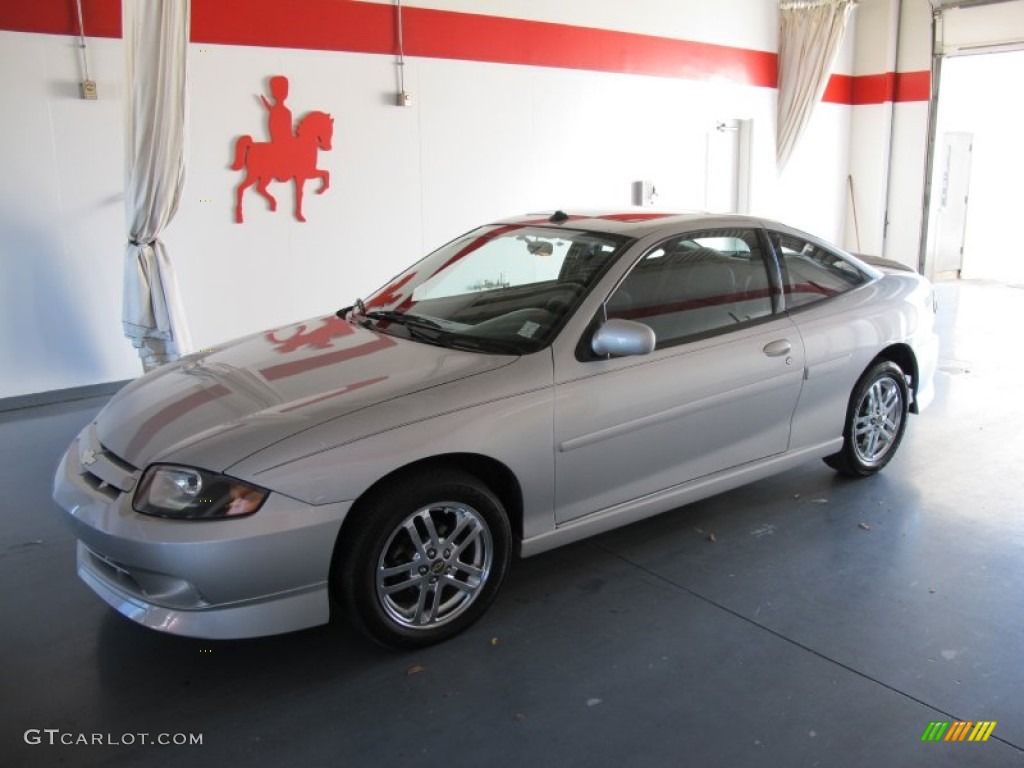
(335, 468, 511, 649)
(824, 360, 909, 478)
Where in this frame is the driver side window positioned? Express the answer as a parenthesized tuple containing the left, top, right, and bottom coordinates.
(606, 229, 774, 349)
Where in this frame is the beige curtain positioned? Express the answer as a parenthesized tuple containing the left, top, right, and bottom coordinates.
(122, 0, 192, 371)
(777, 0, 857, 171)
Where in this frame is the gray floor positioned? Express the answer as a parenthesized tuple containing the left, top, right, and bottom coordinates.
(2, 280, 1021, 767)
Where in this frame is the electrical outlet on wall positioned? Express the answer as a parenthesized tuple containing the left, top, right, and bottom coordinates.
(80, 80, 98, 100)
(397, 91, 413, 107)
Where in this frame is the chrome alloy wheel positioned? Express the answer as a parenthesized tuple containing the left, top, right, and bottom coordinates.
(852, 376, 904, 467)
(375, 502, 493, 630)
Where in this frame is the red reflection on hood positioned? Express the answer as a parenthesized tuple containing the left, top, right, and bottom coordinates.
(123, 331, 398, 461)
(260, 335, 396, 381)
(125, 384, 231, 460)
(266, 315, 354, 354)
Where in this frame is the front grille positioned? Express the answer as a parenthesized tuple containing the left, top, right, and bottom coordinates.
(80, 470, 119, 500)
(100, 445, 137, 474)
(76, 425, 139, 499)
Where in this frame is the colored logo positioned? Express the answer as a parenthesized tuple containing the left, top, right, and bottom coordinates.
(921, 721, 997, 742)
(232, 75, 334, 223)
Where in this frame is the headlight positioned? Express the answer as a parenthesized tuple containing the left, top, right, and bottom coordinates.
(133, 465, 268, 520)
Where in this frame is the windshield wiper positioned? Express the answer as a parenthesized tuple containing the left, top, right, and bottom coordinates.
(362, 310, 443, 329)
(342, 301, 521, 355)
(440, 335, 524, 355)
(339, 299, 444, 330)
(359, 310, 455, 348)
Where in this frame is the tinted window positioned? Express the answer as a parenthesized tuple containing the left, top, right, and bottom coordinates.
(769, 232, 868, 310)
(606, 229, 774, 348)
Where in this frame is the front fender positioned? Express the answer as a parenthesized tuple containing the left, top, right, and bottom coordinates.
(228, 353, 557, 541)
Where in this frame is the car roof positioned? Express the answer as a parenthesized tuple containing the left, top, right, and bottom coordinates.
(493, 210, 786, 238)
(490, 210, 885, 279)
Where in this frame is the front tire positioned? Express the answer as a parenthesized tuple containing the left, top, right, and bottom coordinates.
(335, 468, 511, 649)
(824, 360, 910, 477)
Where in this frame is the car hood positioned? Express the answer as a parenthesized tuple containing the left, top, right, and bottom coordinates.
(96, 315, 516, 470)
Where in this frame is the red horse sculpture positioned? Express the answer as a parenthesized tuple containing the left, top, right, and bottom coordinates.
(231, 110, 334, 223)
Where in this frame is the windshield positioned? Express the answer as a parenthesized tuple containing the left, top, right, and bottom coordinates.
(356, 224, 631, 354)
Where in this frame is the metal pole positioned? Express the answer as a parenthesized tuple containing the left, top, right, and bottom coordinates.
(917, 10, 944, 275)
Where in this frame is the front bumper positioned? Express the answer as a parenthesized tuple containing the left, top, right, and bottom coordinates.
(53, 426, 353, 639)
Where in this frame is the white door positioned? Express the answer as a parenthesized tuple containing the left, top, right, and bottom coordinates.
(705, 120, 752, 214)
(933, 132, 973, 275)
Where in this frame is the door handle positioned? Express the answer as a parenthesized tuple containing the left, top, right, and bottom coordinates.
(762, 339, 792, 357)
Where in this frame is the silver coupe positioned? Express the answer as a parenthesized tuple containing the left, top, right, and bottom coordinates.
(54, 211, 939, 648)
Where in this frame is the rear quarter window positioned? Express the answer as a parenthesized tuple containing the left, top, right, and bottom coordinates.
(769, 232, 869, 310)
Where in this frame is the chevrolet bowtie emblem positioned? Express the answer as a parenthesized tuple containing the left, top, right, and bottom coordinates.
(81, 449, 98, 467)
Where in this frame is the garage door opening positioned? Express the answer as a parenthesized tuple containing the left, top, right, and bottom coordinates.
(925, 49, 1024, 285)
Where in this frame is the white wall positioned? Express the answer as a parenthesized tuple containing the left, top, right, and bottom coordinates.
(881, 0, 933, 268)
(1, 2, 859, 400)
(20, 0, 1023, 399)
(776, 102, 853, 242)
(839, 0, 933, 266)
(0, 32, 139, 398)
(882, 100, 930, 266)
(844, 0, 899, 255)
(171, 46, 780, 364)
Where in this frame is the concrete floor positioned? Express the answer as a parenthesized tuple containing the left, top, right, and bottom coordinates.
(2, 280, 1022, 767)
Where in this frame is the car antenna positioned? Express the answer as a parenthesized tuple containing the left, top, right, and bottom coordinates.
(549, 210, 569, 223)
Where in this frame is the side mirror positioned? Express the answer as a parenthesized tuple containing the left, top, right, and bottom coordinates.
(591, 318, 656, 357)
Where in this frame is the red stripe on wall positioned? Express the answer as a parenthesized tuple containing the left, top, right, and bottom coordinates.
(192, 0, 395, 55)
(822, 74, 854, 104)
(0, 0, 120, 37)
(893, 70, 930, 102)
(398, 5, 776, 86)
(4, 0, 774, 87)
(854, 72, 897, 103)
(1, 1, 928, 101)
(194, 0, 777, 86)
(823, 71, 930, 104)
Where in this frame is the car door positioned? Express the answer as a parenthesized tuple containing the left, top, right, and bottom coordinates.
(551, 227, 805, 524)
